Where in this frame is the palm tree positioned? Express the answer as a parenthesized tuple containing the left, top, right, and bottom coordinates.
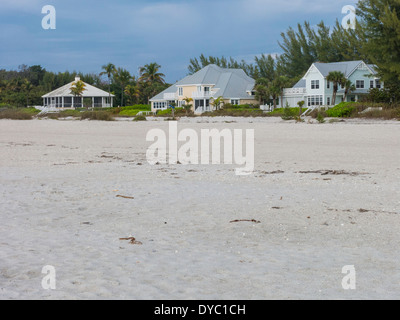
(326, 71, 346, 106)
(100, 63, 116, 106)
(70, 80, 86, 109)
(297, 100, 305, 116)
(139, 63, 165, 84)
(182, 97, 193, 116)
(209, 96, 224, 111)
(275, 76, 291, 108)
(22, 79, 33, 107)
(342, 79, 356, 102)
(267, 81, 281, 110)
(114, 68, 132, 107)
(124, 84, 140, 106)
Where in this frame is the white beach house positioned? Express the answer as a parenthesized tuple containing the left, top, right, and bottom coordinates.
(280, 60, 382, 108)
(42, 77, 114, 109)
(150, 64, 257, 114)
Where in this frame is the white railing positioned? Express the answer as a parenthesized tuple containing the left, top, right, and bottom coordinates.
(164, 93, 178, 100)
(192, 91, 218, 99)
(283, 88, 307, 95)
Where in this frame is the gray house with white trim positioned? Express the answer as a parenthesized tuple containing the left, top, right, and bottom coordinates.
(281, 60, 382, 108)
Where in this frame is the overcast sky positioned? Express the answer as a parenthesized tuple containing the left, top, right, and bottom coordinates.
(0, 0, 357, 82)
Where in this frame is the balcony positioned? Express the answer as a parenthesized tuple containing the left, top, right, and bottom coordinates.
(283, 88, 307, 95)
(192, 89, 219, 99)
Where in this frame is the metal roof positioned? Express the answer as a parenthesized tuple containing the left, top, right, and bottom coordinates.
(151, 64, 255, 101)
(42, 77, 113, 98)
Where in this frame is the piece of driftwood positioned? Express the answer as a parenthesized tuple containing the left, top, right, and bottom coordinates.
(230, 219, 261, 224)
(119, 237, 142, 245)
(116, 195, 134, 199)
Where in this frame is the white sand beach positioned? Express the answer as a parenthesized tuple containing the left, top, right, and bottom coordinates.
(0, 117, 399, 300)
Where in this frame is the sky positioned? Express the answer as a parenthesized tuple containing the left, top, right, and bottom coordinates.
(0, 0, 358, 83)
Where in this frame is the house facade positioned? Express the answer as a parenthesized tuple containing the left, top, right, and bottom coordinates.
(150, 64, 256, 114)
(42, 77, 114, 109)
(281, 61, 382, 108)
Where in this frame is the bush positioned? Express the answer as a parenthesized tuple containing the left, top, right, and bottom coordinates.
(80, 111, 114, 121)
(118, 110, 140, 117)
(156, 107, 185, 117)
(326, 102, 356, 117)
(316, 112, 326, 123)
(0, 109, 34, 120)
(122, 104, 151, 111)
(281, 104, 297, 120)
(133, 115, 147, 121)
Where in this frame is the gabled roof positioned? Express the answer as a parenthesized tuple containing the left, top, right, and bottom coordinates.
(151, 64, 255, 101)
(42, 78, 113, 98)
(294, 61, 378, 89)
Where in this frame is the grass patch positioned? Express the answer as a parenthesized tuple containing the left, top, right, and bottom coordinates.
(80, 111, 114, 121)
(118, 110, 140, 117)
(0, 107, 40, 120)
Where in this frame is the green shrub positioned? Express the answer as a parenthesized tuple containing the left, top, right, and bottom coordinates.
(156, 107, 185, 116)
(281, 104, 297, 120)
(316, 112, 326, 123)
(80, 111, 114, 121)
(326, 102, 356, 117)
(118, 110, 140, 117)
(121, 104, 151, 111)
(58, 109, 82, 117)
(133, 115, 147, 121)
(0, 109, 34, 120)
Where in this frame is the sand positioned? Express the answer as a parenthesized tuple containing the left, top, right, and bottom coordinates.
(0, 117, 399, 300)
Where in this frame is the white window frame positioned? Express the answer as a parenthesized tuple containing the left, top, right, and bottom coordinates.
(178, 87, 183, 96)
(311, 80, 320, 89)
(230, 99, 240, 105)
(356, 80, 365, 89)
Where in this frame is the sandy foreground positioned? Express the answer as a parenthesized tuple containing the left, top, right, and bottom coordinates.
(0, 117, 399, 300)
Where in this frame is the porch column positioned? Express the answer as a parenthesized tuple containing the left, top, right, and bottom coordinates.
(92, 97, 94, 109)
(72, 96, 74, 109)
(101, 97, 104, 108)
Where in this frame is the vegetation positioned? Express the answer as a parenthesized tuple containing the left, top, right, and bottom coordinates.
(0, 63, 168, 109)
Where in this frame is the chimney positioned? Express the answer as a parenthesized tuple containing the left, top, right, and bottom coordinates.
(75, 76, 81, 82)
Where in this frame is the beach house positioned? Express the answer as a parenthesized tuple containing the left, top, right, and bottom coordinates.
(280, 60, 382, 109)
(42, 77, 114, 109)
(150, 64, 256, 114)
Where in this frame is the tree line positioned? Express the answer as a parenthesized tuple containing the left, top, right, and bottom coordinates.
(0, 63, 169, 108)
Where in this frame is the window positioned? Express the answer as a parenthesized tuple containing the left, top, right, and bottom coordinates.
(204, 87, 210, 94)
(327, 81, 330, 89)
(311, 80, 320, 89)
(327, 97, 331, 105)
(375, 80, 381, 89)
(356, 80, 364, 89)
(178, 87, 183, 96)
(370, 80, 374, 89)
(307, 95, 323, 106)
(230, 99, 240, 105)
